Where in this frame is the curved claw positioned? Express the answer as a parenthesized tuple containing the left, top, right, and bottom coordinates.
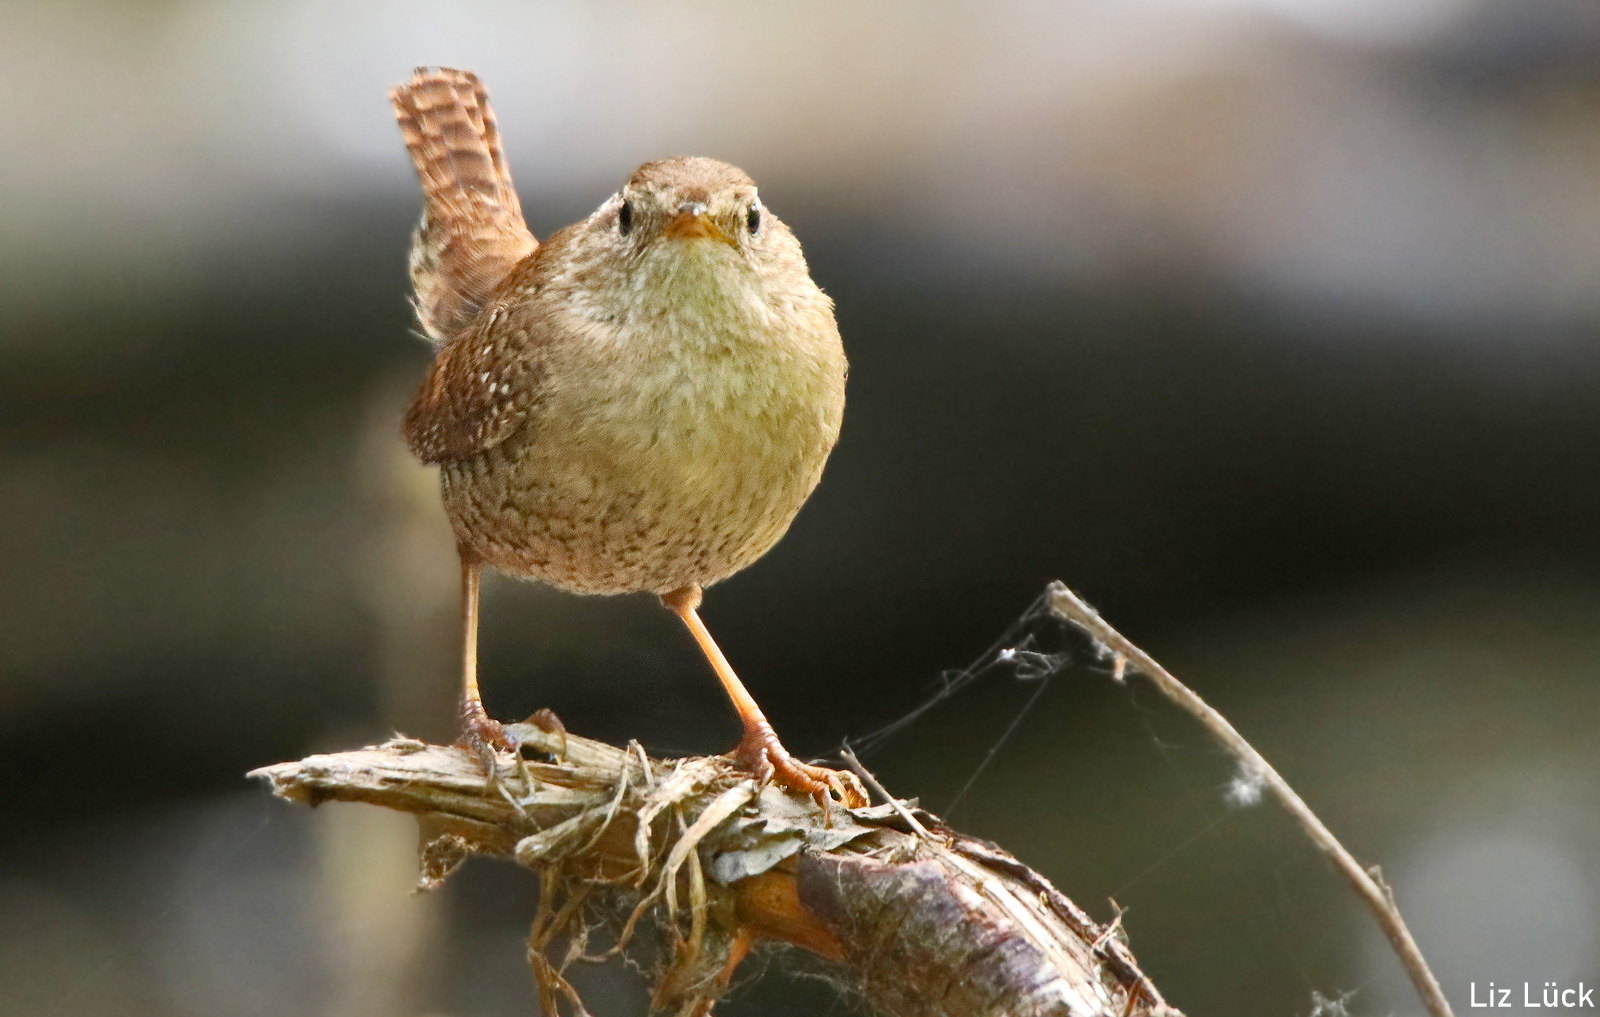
(816, 768, 870, 812)
(503, 709, 570, 768)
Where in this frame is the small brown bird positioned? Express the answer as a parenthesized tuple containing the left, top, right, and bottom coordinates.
(389, 68, 862, 806)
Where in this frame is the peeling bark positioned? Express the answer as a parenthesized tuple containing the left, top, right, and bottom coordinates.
(251, 725, 1179, 1017)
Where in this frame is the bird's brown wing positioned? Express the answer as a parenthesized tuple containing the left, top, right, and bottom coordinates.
(401, 301, 547, 465)
(391, 67, 538, 341)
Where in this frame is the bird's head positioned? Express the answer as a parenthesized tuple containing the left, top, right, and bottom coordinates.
(562, 157, 818, 317)
(609, 157, 765, 251)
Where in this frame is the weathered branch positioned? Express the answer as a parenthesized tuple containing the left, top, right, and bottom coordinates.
(251, 722, 1181, 1017)
(1046, 581, 1453, 1017)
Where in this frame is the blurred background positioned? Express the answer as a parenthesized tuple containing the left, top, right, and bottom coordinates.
(3, 1, 1598, 1014)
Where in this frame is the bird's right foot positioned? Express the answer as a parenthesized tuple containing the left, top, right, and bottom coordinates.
(456, 696, 518, 773)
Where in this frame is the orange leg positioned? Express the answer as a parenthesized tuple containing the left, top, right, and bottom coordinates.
(661, 586, 866, 809)
(456, 552, 515, 764)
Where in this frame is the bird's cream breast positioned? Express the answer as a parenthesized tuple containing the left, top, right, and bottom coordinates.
(442, 258, 844, 595)
(558, 285, 842, 494)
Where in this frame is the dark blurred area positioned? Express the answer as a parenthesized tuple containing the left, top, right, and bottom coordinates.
(4, 2, 1599, 1015)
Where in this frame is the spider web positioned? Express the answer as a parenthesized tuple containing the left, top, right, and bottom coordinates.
(837, 588, 1389, 1017)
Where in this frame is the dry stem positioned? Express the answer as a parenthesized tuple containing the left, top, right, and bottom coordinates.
(252, 723, 1179, 1016)
(1046, 581, 1454, 1017)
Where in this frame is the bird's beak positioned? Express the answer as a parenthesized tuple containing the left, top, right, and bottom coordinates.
(663, 202, 737, 247)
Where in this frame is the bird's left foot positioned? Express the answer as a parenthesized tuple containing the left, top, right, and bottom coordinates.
(731, 721, 868, 810)
(455, 696, 520, 774)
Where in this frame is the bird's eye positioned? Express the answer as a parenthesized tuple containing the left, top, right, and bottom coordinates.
(618, 200, 633, 236)
(746, 201, 761, 236)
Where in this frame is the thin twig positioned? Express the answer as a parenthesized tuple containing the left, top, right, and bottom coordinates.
(840, 745, 934, 840)
(1046, 581, 1454, 1017)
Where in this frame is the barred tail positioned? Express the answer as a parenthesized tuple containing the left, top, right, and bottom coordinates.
(390, 67, 537, 341)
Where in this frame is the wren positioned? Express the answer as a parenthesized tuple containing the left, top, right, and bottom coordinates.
(390, 68, 863, 807)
